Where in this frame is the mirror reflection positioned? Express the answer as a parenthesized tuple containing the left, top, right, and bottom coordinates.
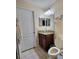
(39, 18, 50, 26)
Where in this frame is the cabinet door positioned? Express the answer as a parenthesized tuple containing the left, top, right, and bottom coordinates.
(39, 34, 46, 48)
(47, 34, 54, 44)
(46, 34, 54, 51)
(42, 38, 46, 50)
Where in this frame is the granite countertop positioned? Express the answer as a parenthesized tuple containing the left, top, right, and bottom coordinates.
(38, 31, 54, 35)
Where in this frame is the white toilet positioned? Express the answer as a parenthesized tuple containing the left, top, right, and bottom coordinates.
(48, 47, 60, 59)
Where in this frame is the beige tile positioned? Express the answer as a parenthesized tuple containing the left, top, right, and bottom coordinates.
(20, 46, 49, 59)
(34, 46, 48, 59)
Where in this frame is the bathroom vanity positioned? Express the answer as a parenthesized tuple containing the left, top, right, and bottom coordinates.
(38, 31, 55, 51)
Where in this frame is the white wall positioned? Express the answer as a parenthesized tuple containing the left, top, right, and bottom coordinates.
(55, 19, 63, 49)
(51, 0, 63, 17)
(50, 0, 63, 49)
(38, 0, 63, 32)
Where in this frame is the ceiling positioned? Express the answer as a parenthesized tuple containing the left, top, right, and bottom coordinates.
(23, 0, 56, 10)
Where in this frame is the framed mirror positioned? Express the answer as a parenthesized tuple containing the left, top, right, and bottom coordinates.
(39, 18, 50, 26)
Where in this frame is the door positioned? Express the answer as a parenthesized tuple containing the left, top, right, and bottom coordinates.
(16, 8, 35, 53)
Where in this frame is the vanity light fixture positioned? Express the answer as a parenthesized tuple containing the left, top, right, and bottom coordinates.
(44, 9, 54, 16)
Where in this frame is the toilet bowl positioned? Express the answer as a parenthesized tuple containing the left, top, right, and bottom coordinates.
(48, 47, 60, 59)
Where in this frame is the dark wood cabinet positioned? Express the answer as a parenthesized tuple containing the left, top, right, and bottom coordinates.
(39, 33, 55, 51)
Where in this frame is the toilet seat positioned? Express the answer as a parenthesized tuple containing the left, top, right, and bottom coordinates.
(48, 47, 60, 56)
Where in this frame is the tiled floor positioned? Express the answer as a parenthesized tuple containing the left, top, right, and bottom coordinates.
(20, 46, 63, 59)
(34, 46, 48, 59)
(20, 49, 39, 59)
(20, 46, 48, 59)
